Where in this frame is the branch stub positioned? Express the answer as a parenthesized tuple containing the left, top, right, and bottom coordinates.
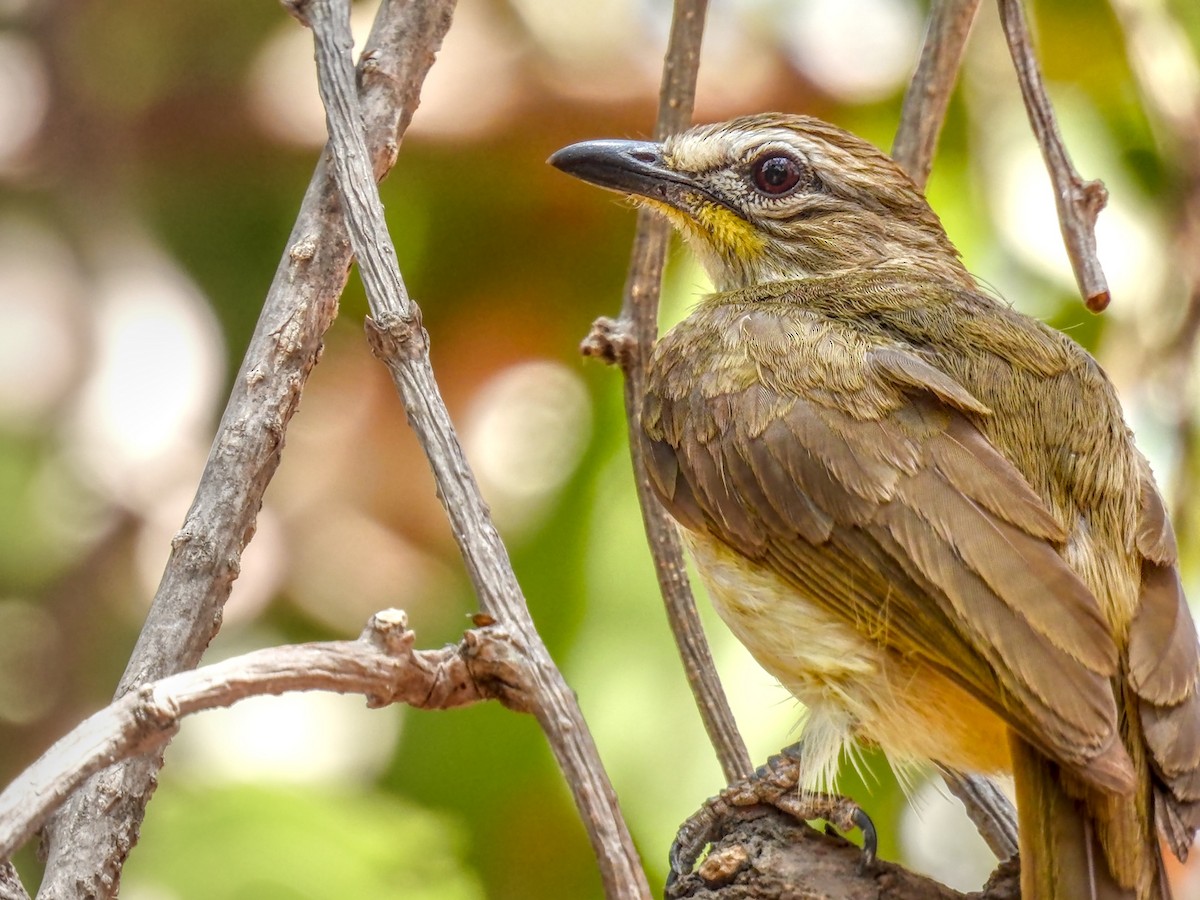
(580, 315, 638, 369)
(364, 311, 426, 362)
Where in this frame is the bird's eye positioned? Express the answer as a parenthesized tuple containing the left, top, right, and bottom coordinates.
(751, 154, 805, 196)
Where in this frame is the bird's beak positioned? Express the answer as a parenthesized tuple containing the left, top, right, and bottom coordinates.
(548, 139, 700, 207)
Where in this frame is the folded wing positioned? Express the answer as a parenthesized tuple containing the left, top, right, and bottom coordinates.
(643, 303, 1134, 791)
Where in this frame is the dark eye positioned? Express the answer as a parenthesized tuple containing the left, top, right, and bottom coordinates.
(751, 154, 805, 196)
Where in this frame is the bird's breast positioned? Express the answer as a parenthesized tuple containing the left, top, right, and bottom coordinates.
(683, 528, 1013, 783)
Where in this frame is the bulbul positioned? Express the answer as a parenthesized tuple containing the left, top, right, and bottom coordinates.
(550, 113, 1200, 899)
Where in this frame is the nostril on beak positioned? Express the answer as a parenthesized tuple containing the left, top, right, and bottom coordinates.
(629, 149, 658, 164)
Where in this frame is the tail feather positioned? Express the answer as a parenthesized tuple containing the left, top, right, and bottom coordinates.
(1010, 734, 1167, 900)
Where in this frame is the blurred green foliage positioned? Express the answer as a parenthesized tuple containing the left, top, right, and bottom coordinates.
(128, 784, 482, 900)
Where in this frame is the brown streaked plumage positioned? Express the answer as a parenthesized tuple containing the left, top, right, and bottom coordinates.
(550, 113, 1200, 899)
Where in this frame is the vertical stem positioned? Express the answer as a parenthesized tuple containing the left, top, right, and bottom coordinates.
(892, 0, 982, 187)
(998, 0, 1111, 311)
(613, 0, 754, 785)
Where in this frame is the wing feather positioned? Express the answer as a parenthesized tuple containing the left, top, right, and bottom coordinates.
(892, 467, 1116, 674)
(1126, 468, 1200, 854)
(642, 318, 1131, 788)
(928, 415, 1066, 542)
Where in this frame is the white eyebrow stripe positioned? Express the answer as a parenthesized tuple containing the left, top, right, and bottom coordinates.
(668, 125, 849, 176)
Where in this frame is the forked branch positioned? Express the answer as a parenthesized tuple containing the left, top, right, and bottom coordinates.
(0, 612, 527, 865)
(289, 0, 649, 895)
(999, 0, 1111, 311)
(36, 3, 457, 896)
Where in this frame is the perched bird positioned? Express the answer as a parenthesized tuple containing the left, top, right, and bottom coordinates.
(550, 113, 1200, 899)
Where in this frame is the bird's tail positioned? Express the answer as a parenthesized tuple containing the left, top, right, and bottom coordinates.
(1010, 735, 1167, 900)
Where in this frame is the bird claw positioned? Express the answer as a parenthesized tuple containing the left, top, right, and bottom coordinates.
(823, 805, 878, 872)
(668, 742, 877, 886)
(854, 806, 878, 868)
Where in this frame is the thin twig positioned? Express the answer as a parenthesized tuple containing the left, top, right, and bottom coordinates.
(941, 771, 1019, 861)
(892, 0, 982, 187)
(291, 1, 649, 896)
(998, 0, 1111, 312)
(35, 3, 456, 896)
(0, 611, 529, 864)
(581, 0, 753, 786)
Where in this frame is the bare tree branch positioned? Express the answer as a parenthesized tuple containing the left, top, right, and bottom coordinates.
(892, 0, 982, 187)
(668, 749, 1019, 894)
(664, 809, 1021, 899)
(289, 1, 650, 896)
(35, 2, 456, 896)
(0, 865, 30, 900)
(579, 0, 753, 787)
(998, 0, 1111, 312)
(1, 612, 528, 864)
(941, 771, 1019, 861)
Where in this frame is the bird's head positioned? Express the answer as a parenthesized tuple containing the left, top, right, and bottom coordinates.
(550, 113, 968, 292)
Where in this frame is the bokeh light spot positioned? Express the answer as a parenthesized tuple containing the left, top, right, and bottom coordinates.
(900, 777, 1005, 890)
(781, 0, 922, 103)
(170, 665, 401, 785)
(0, 219, 82, 425)
(65, 243, 224, 508)
(463, 360, 592, 532)
(0, 34, 48, 172)
(288, 506, 454, 633)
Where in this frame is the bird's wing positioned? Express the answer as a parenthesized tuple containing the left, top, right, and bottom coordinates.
(1127, 460, 1200, 855)
(642, 302, 1132, 791)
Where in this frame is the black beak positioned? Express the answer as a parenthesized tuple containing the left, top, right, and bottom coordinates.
(548, 139, 696, 205)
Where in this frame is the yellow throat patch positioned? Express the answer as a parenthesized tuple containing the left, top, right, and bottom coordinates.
(642, 196, 765, 262)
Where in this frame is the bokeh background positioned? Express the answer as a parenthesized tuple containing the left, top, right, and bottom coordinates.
(2, 0, 1199, 897)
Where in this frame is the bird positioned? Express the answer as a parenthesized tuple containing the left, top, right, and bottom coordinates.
(549, 113, 1200, 899)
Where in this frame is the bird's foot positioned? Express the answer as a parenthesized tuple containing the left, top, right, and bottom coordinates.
(668, 743, 877, 886)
